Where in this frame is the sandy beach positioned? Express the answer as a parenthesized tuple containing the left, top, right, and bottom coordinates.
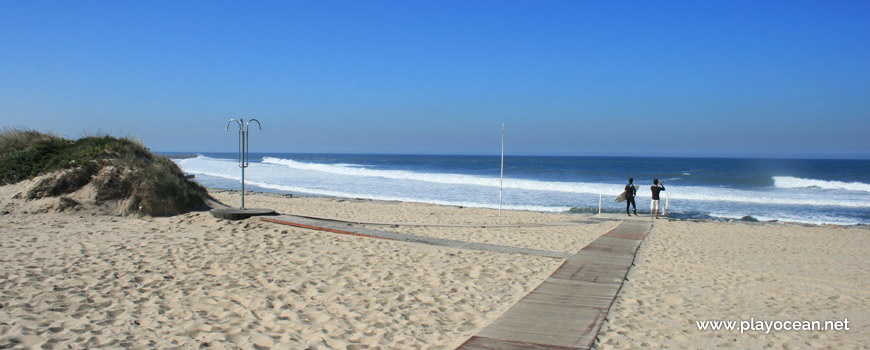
(596, 220, 870, 349)
(1, 184, 868, 349)
(0, 187, 612, 349)
(4, 0, 869, 347)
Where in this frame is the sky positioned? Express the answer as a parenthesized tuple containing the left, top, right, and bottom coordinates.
(1, 1, 869, 158)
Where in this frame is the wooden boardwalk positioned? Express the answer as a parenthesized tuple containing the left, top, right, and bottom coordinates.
(457, 217, 652, 350)
(262, 215, 574, 259)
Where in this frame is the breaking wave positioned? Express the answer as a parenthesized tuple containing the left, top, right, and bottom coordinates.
(773, 176, 870, 192)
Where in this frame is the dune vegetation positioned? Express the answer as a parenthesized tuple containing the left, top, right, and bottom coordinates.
(0, 129, 208, 216)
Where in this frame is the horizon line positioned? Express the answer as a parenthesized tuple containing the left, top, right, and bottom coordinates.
(155, 150, 870, 161)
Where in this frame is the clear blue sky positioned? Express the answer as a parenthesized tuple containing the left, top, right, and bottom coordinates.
(1, 1, 868, 158)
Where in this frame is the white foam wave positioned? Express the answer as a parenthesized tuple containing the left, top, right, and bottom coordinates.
(264, 156, 500, 185)
(177, 154, 221, 163)
(189, 170, 570, 212)
(260, 157, 869, 208)
(174, 155, 870, 224)
(263, 156, 632, 195)
(661, 188, 868, 208)
(773, 176, 870, 192)
(177, 156, 870, 209)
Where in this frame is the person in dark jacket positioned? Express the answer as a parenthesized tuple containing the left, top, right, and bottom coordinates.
(650, 179, 665, 219)
(625, 178, 637, 216)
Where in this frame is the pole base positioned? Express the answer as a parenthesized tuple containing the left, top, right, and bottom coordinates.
(210, 208, 277, 220)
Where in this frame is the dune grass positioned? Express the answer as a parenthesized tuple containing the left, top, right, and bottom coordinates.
(0, 129, 208, 216)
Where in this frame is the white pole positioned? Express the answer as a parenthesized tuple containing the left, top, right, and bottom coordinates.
(598, 193, 602, 215)
(499, 123, 504, 216)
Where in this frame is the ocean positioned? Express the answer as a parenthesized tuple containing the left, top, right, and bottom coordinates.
(171, 153, 870, 225)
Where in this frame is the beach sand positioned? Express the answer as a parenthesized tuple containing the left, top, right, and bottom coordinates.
(3, 184, 867, 349)
(596, 220, 870, 349)
(0, 187, 613, 349)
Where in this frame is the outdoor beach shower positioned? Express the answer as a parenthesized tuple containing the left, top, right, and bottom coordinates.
(226, 118, 261, 209)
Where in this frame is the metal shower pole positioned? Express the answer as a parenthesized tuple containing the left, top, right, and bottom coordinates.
(226, 118, 261, 209)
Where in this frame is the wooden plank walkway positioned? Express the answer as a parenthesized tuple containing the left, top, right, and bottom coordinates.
(261, 215, 573, 259)
(457, 217, 652, 350)
(274, 213, 620, 228)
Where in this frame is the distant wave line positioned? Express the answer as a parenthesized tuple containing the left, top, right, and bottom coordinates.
(182, 170, 570, 212)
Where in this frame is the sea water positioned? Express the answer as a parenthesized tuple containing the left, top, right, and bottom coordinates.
(171, 153, 870, 225)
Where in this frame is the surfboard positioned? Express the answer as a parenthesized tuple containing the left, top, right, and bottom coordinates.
(614, 185, 639, 203)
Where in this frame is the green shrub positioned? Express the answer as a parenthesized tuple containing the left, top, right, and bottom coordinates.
(127, 157, 209, 216)
(0, 129, 208, 216)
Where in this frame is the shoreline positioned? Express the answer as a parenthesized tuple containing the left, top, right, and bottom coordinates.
(208, 187, 868, 229)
